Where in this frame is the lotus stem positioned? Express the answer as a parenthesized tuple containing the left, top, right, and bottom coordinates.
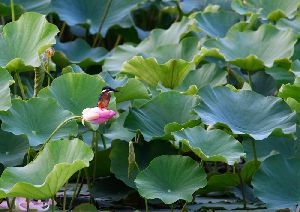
(6, 198, 10, 210)
(251, 139, 259, 167)
(100, 134, 107, 149)
(26, 198, 30, 211)
(59, 22, 66, 40)
(175, 0, 183, 21)
(92, 131, 99, 184)
(92, 0, 112, 47)
(236, 164, 247, 209)
(84, 168, 93, 203)
(14, 72, 26, 99)
(145, 198, 148, 212)
(247, 71, 253, 90)
(10, 0, 15, 21)
(63, 180, 68, 212)
(38, 116, 81, 154)
(33, 68, 42, 97)
(1, 16, 5, 25)
(76, 176, 84, 198)
(69, 170, 81, 210)
(181, 201, 187, 212)
(51, 196, 55, 212)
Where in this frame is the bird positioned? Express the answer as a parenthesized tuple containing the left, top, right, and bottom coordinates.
(97, 86, 118, 109)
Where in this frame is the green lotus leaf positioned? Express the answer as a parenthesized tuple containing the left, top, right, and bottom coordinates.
(110, 140, 177, 188)
(124, 91, 198, 141)
(277, 16, 300, 37)
(291, 60, 300, 77)
(0, 139, 93, 199)
(0, 67, 13, 111)
(252, 154, 300, 209)
(265, 64, 295, 85)
(73, 203, 98, 212)
(0, 12, 59, 72)
(202, 24, 296, 71)
(195, 86, 297, 140)
(51, 0, 140, 35)
(232, 0, 300, 21)
(173, 126, 245, 165)
(0, 98, 78, 146)
(114, 78, 149, 103)
(177, 63, 227, 91)
(0, 129, 29, 167)
(122, 56, 194, 89)
(103, 18, 195, 74)
(0, 0, 50, 14)
(164, 0, 232, 14)
(39, 73, 106, 115)
(135, 155, 207, 204)
(194, 10, 240, 37)
(199, 173, 239, 194)
(103, 112, 135, 142)
(278, 79, 300, 112)
(54, 39, 108, 69)
(244, 134, 300, 162)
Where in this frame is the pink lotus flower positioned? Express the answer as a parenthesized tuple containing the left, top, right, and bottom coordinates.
(15, 197, 55, 211)
(0, 198, 55, 211)
(82, 107, 116, 124)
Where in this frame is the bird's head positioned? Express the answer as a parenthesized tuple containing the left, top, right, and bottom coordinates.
(101, 86, 118, 93)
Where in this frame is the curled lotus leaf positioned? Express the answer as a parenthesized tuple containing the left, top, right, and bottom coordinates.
(173, 126, 245, 165)
(232, 0, 300, 21)
(202, 24, 297, 71)
(0, 139, 93, 199)
(124, 91, 199, 141)
(0, 12, 59, 72)
(195, 86, 297, 140)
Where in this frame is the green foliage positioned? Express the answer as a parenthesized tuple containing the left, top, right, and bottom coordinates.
(1, 2, 300, 210)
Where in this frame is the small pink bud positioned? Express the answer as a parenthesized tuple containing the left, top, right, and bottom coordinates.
(82, 107, 116, 124)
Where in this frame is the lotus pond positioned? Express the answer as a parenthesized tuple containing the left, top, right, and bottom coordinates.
(0, 0, 300, 211)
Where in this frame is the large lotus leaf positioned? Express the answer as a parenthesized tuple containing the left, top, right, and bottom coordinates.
(0, 67, 13, 111)
(135, 155, 207, 204)
(277, 16, 300, 37)
(0, 0, 50, 14)
(0, 98, 78, 146)
(252, 155, 300, 209)
(114, 78, 149, 103)
(0, 129, 29, 167)
(232, 0, 300, 21)
(38, 73, 106, 115)
(173, 126, 244, 165)
(202, 24, 296, 71)
(195, 86, 297, 140)
(124, 91, 198, 141)
(265, 65, 295, 86)
(164, 0, 232, 14)
(51, 0, 140, 35)
(54, 39, 108, 69)
(194, 10, 240, 37)
(177, 63, 227, 91)
(0, 12, 59, 72)
(110, 140, 177, 188)
(243, 134, 300, 162)
(0, 139, 93, 199)
(103, 112, 135, 142)
(122, 56, 194, 89)
(103, 18, 195, 74)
